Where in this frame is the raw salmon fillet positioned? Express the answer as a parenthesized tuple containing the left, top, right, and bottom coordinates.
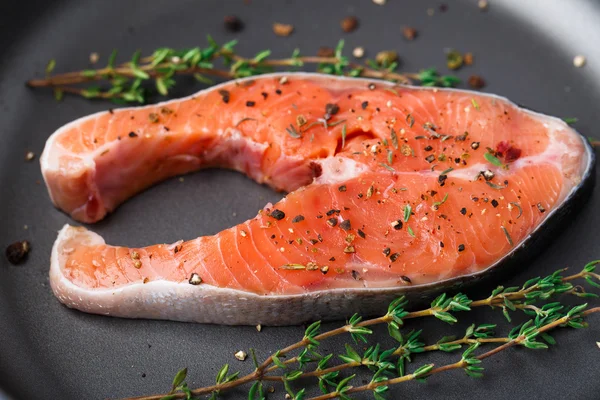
(42, 73, 594, 325)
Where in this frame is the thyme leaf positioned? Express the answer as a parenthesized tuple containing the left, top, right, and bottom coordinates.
(235, 117, 258, 127)
(486, 181, 507, 190)
(286, 124, 302, 139)
(509, 202, 523, 219)
(484, 152, 503, 167)
(433, 193, 449, 208)
(379, 163, 396, 172)
(440, 167, 454, 176)
(391, 128, 399, 149)
(501, 225, 514, 246)
(403, 204, 412, 222)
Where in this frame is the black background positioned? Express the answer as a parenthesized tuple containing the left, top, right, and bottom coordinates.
(0, 1, 599, 399)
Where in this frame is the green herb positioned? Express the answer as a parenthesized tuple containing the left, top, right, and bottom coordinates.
(128, 262, 600, 400)
(327, 119, 347, 127)
(341, 124, 347, 149)
(390, 128, 399, 149)
(562, 117, 578, 125)
(486, 181, 507, 190)
(407, 225, 415, 238)
(53, 89, 64, 101)
(107, 49, 118, 69)
(440, 167, 454, 176)
(286, 124, 302, 139)
(509, 202, 523, 219)
(446, 49, 464, 70)
(433, 193, 449, 208)
(45, 59, 56, 76)
(28, 38, 460, 103)
(380, 163, 396, 172)
(235, 117, 258, 127)
(501, 226, 514, 246)
(403, 204, 412, 222)
(471, 98, 480, 110)
(302, 121, 324, 133)
(484, 152, 503, 167)
(406, 114, 415, 128)
(417, 67, 461, 87)
(170, 368, 188, 394)
(387, 149, 394, 165)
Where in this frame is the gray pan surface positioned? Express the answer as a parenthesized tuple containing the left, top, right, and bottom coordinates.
(0, 0, 599, 399)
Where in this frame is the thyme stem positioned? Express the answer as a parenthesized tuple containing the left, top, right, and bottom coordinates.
(307, 308, 600, 400)
(27, 38, 460, 103)
(29, 61, 420, 89)
(27, 66, 233, 87)
(125, 373, 260, 399)
(420, 336, 510, 352)
(121, 264, 600, 400)
(265, 336, 511, 380)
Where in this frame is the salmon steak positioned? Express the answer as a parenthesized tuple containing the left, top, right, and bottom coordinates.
(41, 73, 595, 325)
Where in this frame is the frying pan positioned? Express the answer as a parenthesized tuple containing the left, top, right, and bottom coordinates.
(1, 0, 599, 398)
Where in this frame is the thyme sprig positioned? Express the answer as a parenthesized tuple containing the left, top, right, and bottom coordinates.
(124, 261, 600, 400)
(309, 308, 598, 400)
(27, 38, 460, 103)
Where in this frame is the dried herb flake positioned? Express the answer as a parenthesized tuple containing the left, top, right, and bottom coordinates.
(486, 181, 507, 190)
(340, 219, 352, 231)
(390, 128, 399, 149)
(501, 226, 514, 246)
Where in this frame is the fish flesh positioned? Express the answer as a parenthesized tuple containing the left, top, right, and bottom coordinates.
(42, 73, 594, 325)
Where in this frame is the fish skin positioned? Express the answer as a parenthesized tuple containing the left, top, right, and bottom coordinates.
(43, 73, 594, 325)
